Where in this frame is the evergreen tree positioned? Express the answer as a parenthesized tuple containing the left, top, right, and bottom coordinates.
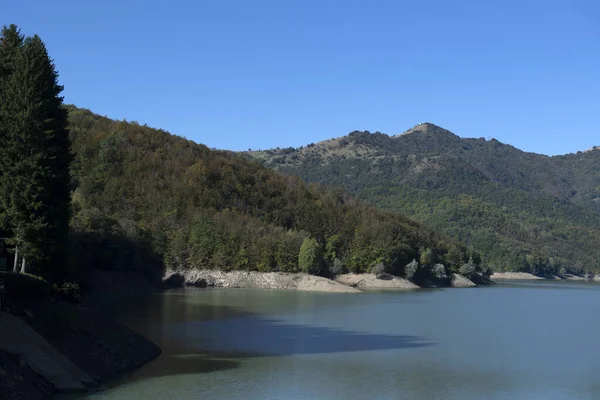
(0, 25, 24, 226)
(0, 26, 71, 274)
(0, 24, 25, 269)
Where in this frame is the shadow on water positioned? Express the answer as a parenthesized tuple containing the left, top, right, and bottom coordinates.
(60, 290, 434, 399)
(170, 314, 433, 357)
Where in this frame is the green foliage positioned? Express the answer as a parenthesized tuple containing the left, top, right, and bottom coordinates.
(459, 260, 477, 278)
(298, 238, 323, 275)
(251, 124, 600, 274)
(325, 234, 341, 261)
(329, 258, 345, 276)
(419, 248, 436, 268)
(404, 259, 418, 280)
(432, 263, 447, 280)
(370, 263, 386, 275)
(0, 26, 71, 275)
(63, 107, 467, 285)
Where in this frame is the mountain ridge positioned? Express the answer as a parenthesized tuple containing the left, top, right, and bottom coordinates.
(248, 125, 600, 274)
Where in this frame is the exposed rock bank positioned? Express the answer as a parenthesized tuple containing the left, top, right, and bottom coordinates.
(164, 269, 361, 293)
(335, 273, 419, 290)
(451, 274, 477, 287)
(491, 272, 544, 280)
(491, 272, 600, 281)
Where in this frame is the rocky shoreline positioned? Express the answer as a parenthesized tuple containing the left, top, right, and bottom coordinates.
(164, 269, 478, 292)
(491, 272, 600, 281)
(164, 269, 361, 293)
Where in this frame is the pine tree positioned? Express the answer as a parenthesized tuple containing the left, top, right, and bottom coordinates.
(0, 26, 71, 275)
(0, 24, 24, 269)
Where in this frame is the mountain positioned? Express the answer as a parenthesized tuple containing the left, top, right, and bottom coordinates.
(248, 123, 600, 274)
(65, 108, 475, 285)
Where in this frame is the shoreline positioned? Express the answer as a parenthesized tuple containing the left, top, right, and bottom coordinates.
(163, 269, 478, 292)
(491, 272, 600, 281)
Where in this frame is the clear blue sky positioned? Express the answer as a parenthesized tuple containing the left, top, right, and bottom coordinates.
(4, 0, 599, 155)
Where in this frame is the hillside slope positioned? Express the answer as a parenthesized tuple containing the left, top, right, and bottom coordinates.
(66, 108, 474, 285)
(248, 123, 600, 274)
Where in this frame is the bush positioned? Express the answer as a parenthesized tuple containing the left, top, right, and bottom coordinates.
(329, 258, 345, 277)
(432, 263, 447, 280)
(53, 282, 83, 303)
(370, 263, 386, 275)
(459, 261, 477, 278)
(404, 259, 418, 280)
(483, 266, 494, 279)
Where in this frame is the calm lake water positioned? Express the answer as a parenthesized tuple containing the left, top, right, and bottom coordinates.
(69, 280, 600, 400)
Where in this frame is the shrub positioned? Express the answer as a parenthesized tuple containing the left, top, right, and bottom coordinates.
(483, 266, 494, 279)
(54, 282, 83, 303)
(432, 263, 447, 280)
(370, 263, 386, 275)
(329, 258, 345, 277)
(404, 259, 418, 280)
(459, 261, 477, 278)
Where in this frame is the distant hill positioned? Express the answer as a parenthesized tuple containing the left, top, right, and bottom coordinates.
(65, 107, 473, 285)
(248, 123, 600, 274)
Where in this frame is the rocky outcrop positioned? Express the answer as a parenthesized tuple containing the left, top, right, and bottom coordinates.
(451, 274, 476, 287)
(491, 272, 544, 280)
(163, 270, 362, 293)
(335, 273, 419, 290)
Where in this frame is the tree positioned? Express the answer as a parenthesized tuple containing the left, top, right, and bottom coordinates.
(459, 260, 477, 278)
(298, 237, 323, 275)
(0, 25, 24, 269)
(432, 263, 447, 280)
(419, 248, 435, 268)
(0, 26, 71, 275)
(404, 259, 418, 280)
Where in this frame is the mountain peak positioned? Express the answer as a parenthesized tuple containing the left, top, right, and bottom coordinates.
(393, 122, 455, 138)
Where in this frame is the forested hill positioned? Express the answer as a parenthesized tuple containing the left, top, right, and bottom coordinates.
(66, 107, 475, 285)
(248, 123, 600, 275)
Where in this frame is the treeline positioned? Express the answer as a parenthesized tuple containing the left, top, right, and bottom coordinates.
(251, 125, 600, 275)
(67, 107, 478, 284)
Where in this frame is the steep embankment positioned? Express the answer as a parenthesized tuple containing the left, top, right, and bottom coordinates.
(248, 123, 600, 275)
(0, 272, 161, 399)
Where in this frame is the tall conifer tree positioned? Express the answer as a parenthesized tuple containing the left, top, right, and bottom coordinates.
(0, 25, 24, 241)
(0, 26, 71, 274)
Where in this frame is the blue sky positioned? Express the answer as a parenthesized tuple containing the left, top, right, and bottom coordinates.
(4, 0, 599, 155)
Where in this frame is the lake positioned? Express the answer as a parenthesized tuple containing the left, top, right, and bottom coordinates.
(68, 280, 600, 400)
